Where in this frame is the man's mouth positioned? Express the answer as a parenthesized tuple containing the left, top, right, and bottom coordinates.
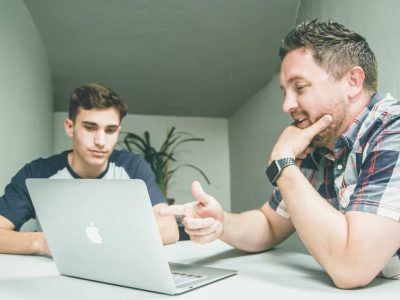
(294, 117, 308, 128)
(90, 150, 107, 156)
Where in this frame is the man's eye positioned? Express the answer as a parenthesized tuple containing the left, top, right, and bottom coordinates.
(295, 85, 306, 93)
(84, 126, 96, 131)
(105, 128, 118, 134)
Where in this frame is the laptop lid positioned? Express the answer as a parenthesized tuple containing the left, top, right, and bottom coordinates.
(26, 179, 236, 294)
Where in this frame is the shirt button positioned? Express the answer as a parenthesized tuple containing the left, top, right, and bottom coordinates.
(337, 164, 343, 170)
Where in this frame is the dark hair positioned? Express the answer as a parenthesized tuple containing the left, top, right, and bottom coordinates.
(68, 83, 128, 122)
(279, 19, 377, 94)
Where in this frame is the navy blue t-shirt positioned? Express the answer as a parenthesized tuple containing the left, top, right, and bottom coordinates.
(0, 150, 165, 231)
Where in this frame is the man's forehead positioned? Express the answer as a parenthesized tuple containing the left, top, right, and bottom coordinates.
(279, 49, 325, 87)
(75, 108, 120, 126)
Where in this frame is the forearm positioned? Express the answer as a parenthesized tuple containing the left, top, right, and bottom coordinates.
(277, 166, 357, 282)
(158, 215, 179, 245)
(220, 209, 280, 252)
(0, 229, 47, 254)
(153, 203, 179, 245)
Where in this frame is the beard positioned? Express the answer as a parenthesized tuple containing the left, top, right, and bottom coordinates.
(292, 96, 347, 148)
(311, 98, 347, 148)
(311, 122, 340, 147)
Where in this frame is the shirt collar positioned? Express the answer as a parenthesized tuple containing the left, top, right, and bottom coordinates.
(314, 93, 383, 162)
(338, 93, 383, 151)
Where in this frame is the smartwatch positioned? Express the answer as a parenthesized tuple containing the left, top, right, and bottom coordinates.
(266, 158, 296, 186)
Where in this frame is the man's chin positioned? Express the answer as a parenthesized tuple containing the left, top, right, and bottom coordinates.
(87, 156, 108, 167)
(311, 134, 331, 148)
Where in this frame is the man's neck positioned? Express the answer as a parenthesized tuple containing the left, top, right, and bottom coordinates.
(337, 92, 372, 144)
(325, 92, 373, 152)
(67, 151, 108, 178)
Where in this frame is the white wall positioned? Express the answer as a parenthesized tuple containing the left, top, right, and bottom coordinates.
(229, 75, 290, 212)
(53, 113, 231, 210)
(0, 0, 53, 191)
(298, 0, 400, 98)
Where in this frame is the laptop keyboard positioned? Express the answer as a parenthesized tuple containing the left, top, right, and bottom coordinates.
(172, 272, 205, 286)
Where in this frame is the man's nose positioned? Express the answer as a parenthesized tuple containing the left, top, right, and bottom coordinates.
(94, 130, 106, 147)
(282, 93, 299, 113)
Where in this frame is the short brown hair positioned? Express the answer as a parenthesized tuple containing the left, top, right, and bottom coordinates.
(68, 83, 128, 122)
(279, 19, 378, 95)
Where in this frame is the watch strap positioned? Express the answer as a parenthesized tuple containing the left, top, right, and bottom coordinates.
(266, 157, 296, 186)
(277, 157, 296, 168)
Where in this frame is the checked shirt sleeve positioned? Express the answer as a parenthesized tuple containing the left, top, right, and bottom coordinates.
(346, 115, 400, 221)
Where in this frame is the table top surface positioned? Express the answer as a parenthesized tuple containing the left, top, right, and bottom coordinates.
(0, 240, 398, 299)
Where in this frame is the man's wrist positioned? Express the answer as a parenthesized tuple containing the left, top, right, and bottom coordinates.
(220, 210, 226, 228)
(266, 157, 296, 186)
(268, 149, 295, 165)
(30, 232, 46, 254)
(219, 210, 228, 238)
(275, 164, 297, 186)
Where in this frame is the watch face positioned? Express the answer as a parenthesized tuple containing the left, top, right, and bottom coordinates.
(266, 161, 280, 185)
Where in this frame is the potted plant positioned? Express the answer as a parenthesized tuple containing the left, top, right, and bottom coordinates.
(119, 127, 210, 203)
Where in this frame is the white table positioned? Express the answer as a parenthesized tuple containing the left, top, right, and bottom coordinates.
(0, 240, 398, 299)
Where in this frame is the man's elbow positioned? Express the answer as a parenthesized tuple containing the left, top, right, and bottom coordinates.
(153, 204, 179, 245)
(159, 216, 179, 245)
(329, 267, 376, 289)
(162, 224, 179, 245)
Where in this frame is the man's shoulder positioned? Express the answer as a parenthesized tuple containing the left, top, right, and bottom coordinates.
(106, 150, 152, 179)
(109, 150, 146, 167)
(110, 149, 143, 160)
(357, 93, 400, 137)
(24, 150, 69, 177)
(28, 150, 68, 165)
(372, 93, 400, 117)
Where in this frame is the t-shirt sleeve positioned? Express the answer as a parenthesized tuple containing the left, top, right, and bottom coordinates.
(347, 117, 400, 221)
(129, 155, 166, 206)
(0, 164, 35, 231)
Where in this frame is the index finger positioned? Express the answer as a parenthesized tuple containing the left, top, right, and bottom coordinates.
(159, 204, 187, 217)
(304, 114, 332, 138)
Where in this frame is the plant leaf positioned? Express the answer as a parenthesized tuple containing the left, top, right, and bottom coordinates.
(165, 164, 210, 185)
(170, 138, 205, 153)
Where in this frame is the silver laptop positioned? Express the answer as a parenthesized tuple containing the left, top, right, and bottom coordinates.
(26, 179, 237, 295)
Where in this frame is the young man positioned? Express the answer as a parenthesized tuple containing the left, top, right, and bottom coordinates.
(161, 20, 400, 288)
(0, 83, 179, 256)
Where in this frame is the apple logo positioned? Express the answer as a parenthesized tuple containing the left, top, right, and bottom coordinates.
(86, 222, 103, 244)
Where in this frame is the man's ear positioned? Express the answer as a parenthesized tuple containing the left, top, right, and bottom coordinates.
(64, 119, 74, 138)
(346, 66, 365, 99)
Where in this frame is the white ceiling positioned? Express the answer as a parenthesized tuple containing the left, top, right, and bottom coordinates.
(24, 0, 299, 117)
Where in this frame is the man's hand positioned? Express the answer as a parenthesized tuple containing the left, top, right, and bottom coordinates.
(159, 181, 224, 243)
(269, 114, 333, 164)
(0, 215, 52, 256)
(35, 232, 52, 256)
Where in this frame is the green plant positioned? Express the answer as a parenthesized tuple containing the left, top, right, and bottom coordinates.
(119, 127, 210, 197)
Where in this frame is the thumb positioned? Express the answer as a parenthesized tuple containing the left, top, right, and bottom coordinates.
(304, 114, 332, 137)
(191, 181, 209, 206)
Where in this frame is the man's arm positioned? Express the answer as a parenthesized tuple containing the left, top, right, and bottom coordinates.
(0, 215, 50, 255)
(152, 203, 179, 245)
(276, 165, 400, 289)
(269, 114, 400, 288)
(218, 204, 294, 252)
(160, 181, 294, 252)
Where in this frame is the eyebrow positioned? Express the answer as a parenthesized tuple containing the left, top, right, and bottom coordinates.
(280, 75, 308, 90)
(82, 121, 120, 129)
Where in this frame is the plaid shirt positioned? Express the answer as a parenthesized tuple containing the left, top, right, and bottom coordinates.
(269, 93, 400, 279)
